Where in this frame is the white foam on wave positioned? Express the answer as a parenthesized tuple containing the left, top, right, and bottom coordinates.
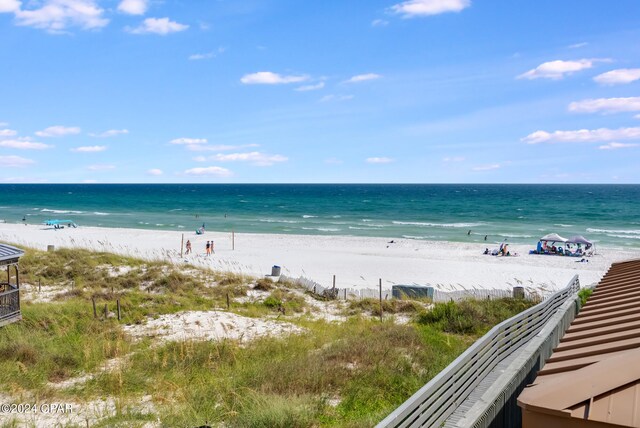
(587, 228, 640, 235)
(554, 224, 573, 228)
(301, 227, 341, 232)
(402, 235, 437, 240)
(607, 234, 640, 240)
(41, 208, 84, 214)
(497, 234, 534, 238)
(302, 215, 317, 218)
(392, 221, 482, 228)
(93, 212, 109, 216)
(259, 218, 301, 224)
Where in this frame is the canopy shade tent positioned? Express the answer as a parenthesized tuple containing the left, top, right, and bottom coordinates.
(539, 233, 567, 242)
(566, 235, 593, 245)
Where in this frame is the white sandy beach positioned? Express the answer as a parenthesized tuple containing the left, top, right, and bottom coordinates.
(1, 223, 639, 293)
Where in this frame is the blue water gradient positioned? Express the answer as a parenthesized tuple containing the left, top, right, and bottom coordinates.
(1, 184, 639, 248)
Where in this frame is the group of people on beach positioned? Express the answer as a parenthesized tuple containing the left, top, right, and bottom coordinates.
(184, 239, 214, 256)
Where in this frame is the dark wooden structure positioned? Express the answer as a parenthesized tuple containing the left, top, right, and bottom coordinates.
(0, 244, 24, 327)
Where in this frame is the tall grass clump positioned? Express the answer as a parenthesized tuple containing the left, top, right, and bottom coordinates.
(417, 298, 536, 335)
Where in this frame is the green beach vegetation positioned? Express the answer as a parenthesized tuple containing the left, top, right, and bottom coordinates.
(0, 245, 535, 427)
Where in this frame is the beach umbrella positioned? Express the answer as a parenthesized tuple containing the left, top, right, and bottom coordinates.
(539, 233, 568, 242)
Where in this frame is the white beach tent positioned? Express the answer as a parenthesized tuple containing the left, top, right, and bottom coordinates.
(539, 233, 568, 243)
(566, 235, 593, 245)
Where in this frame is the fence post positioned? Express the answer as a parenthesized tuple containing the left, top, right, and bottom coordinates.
(180, 233, 184, 258)
(332, 274, 336, 289)
(104, 303, 108, 319)
(379, 278, 383, 322)
(117, 299, 121, 321)
(92, 298, 97, 318)
(226, 293, 230, 310)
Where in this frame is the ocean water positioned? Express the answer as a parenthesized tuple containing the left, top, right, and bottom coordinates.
(1, 184, 639, 248)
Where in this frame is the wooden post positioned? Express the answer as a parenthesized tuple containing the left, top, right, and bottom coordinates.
(332, 275, 336, 289)
(232, 230, 235, 251)
(117, 299, 121, 321)
(379, 278, 383, 322)
(104, 303, 108, 319)
(180, 233, 184, 258)
(92, 298, 97, 318)
(226, 293, 230, 310)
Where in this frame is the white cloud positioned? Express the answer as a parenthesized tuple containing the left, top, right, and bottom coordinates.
(0, 0, 21, 13)
(319, 94, 354, 102)
(598, 142, 639, 150)
(295, 82, 325, 91)
(568, 42, 588, 49)
(523, 127, 640, 144)
(0, 155, 35, 167)
(240, 71, 308, 85)
(71, 145, 107, 152)
(184, 166, 232, 177)
(593, 68, 640, 85)
(117, 0, 147, 15)
(390, 0, 470, 18)
(472, 163, 501, 171)
(206, 151, 288, 166)
(345, 73, 382, 83)
(569, 97, 640, 115)
(86, 164, 115, 171)
(170, 137, 207, 145)
(517, 59, 604, 80)
(14, 0, 109, 33)
(443, 156, 465, 162)
(0, 128, 17, 137)
(189, 52, 215, 60)
(89, 129, 128, 138)
(325, 158, 343, 165)
(147, 168, 163, 175)
(186, 143, 259, 152)
(128, 17, 188, 35)
(193, 156, 207, 162)
(0, 139, 52, 150)
(36, 125, 81, 137)
(366, 157, 394, 164)
(371, 19, 389, 27)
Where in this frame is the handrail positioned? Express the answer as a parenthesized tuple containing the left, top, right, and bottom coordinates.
(377, 275, 580, 428)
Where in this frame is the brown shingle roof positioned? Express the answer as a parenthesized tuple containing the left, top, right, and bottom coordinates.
(518, 259, 640, 427)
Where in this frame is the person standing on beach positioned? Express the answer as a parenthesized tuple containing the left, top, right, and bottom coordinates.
(206, 241, 211, 256)
(210, 240, 215, 254)
(185, 240, 192, 254)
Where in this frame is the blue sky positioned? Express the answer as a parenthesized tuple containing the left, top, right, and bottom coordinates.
(1, 0, 640, 183)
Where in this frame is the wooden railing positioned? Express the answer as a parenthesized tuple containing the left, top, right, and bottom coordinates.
(377, 275, 580, 428)
(0, 284, 20, 326)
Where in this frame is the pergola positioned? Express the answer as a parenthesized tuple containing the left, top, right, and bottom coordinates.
(0, 244, 25, 327)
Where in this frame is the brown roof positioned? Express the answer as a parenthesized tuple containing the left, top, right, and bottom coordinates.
(518, 259, 640, 427)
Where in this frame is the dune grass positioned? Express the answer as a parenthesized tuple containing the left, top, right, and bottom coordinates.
(0, 245, 534, 427)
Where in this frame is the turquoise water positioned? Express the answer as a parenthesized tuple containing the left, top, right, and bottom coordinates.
(1, 184, 639, 248)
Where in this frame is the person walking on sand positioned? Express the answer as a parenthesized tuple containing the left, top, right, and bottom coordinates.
(185, 239, 192, 254)
(205, 240, 211, 256)
(210, 240, 215, 254)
